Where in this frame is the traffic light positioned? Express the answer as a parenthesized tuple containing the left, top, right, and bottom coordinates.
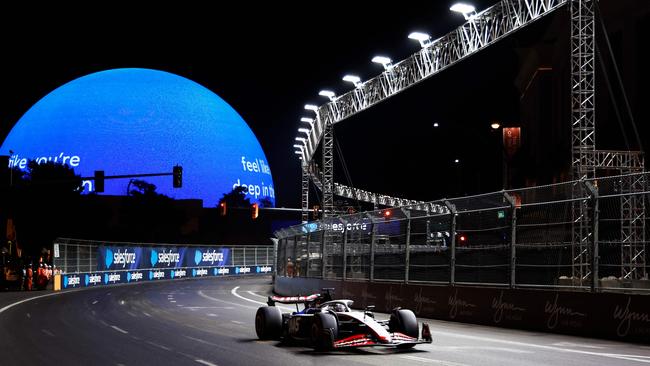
(94, 170, 104, 193)
(218, 202, 227, 216)
(251, 203, 259, 220)
(457, 233, 467, 245)
(173, 165, 182, 188)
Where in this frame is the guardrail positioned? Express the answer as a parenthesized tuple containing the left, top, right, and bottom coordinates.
(52, 238, 274, 290)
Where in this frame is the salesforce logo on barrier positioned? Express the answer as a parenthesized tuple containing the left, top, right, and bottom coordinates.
(149, 270, 165, 280)
(86, 274, 102, 286)
(215, 267, 229, 275)
(236, 267, 251, 274)
(108, 249, 137, 269)
(194, 249, 226, 266)
(0, 68, 275, 208)
(104, 273, 121, 284)
(63, 275, 81, 288)
(126, 272, 143, 283)
(151, 249, 180, 267)
(257, 266, 272, 274)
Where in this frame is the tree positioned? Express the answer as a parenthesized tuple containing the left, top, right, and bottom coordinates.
(8, 160, 83, 260)
(217, 186, 251, 209)
(120, 179, 185, 242)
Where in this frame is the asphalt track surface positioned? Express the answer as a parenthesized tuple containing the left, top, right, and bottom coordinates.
(1, 276, 649, 366)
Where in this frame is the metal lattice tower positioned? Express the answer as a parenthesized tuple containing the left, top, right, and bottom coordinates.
(295, 0, 645, 280)
(300, 0, 567, 217)
(322, 119, 334, 218)
(301, 164, 309, 223)
(570, 0, 596, 283)
(620, 171, 646, 279)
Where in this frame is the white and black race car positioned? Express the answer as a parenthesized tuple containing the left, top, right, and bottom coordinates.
(255, 289, 432, 350)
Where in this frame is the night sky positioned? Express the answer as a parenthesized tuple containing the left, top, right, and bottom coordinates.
(1, 1, 646, 208)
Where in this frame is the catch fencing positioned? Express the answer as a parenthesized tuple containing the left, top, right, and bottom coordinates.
(275, 172, 649, 292)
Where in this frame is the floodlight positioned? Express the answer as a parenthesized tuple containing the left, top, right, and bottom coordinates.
(342, 75, 362, 88)
(318, 90, 336, 101)
(408, 32, 432, 48)
(450, 3, 476, 20)
(371, 56, 393, 70)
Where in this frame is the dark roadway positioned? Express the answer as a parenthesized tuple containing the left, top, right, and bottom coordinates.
(1, 276, 649, 366)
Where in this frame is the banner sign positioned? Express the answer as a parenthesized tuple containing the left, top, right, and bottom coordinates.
(98, 247, 144, 271)
(98, 246, 231, 271)
(60, 265, 273, 290)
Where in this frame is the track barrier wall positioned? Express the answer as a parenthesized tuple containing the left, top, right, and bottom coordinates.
(53, 238, 273, 290)
(274, 276, 650, 343)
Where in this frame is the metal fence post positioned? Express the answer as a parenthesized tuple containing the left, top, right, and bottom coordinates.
(342, 226, 348, 281)
(293, 236, 298, 275)
(504, 192, 517, 288)
(321, 229, 326, 279)
(403, 209, 411, 284)
(585, 181, 599, 292)
(306, 231, 311, 277)
(444, 200, 457, 286)
(369, 216, 376, 282)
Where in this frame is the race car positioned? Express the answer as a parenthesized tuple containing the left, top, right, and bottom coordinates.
(254, 289, 432, 350)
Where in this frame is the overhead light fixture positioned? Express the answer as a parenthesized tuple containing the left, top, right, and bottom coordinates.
(450, 3, 477, 20)
(300, 117, 314, 124)
(433, 122, 439, 128)
(491, 122, 501, 130)
(304, 104, 318, 112)
(295, 137, 307, 142)
(318, 90, 336, 101)
(342, 75, 362, 88)
(298, 128, 310, 134)
(371, 56, 393, 70)
(408, 32, 432, 48)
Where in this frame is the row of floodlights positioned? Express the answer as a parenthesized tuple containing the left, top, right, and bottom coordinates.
(294, 3, 477, 158)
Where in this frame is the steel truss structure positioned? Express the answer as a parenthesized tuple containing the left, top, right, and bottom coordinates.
(295, 0, 646, 280)
(301, 0, 569, 219)
(570, 0, 596, 283)
(594, 151, 647, 280)
(300, 0, 567, 162)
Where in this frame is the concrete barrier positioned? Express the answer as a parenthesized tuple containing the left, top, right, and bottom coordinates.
(275, 276, 650, 344)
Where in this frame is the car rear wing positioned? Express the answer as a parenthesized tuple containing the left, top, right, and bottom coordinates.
(267, 288, 335, 306)
(267, 293, 320, 306)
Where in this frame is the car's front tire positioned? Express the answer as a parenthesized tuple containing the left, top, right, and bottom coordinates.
(255, 306, 283, 340)
(311, 312, 338, 351)
(389, 309, 418, 349)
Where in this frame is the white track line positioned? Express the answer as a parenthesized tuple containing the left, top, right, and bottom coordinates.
(246, 291, 269, 299)
(401, 355, 469, 366)
(0, 292, 64, 315)
(429, 330, 650, 363)
(146, 340, 172, 351)
(198, 290, 257, 310)
(111, 325, 129, 334)
(195, 359, 218, 366)
(231, 287, 294, 311)
(41, 329, 55, 337)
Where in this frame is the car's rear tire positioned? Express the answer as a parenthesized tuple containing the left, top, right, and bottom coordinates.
(255, 306, 283, 340)
(390, 309, 418, 349)
(311, 313, 338, 351)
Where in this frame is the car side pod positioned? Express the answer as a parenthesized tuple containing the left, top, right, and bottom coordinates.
(421, 323, 433, 343)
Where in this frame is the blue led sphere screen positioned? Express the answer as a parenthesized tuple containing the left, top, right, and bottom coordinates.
(0, 68, 275, 207)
